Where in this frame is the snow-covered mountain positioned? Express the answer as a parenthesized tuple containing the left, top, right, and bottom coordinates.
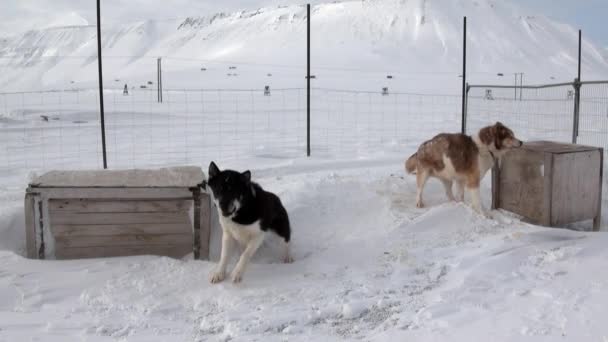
(1, 0, 607, 92)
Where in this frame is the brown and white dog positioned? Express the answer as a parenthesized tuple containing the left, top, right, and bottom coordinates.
(404, 122, 522, 216)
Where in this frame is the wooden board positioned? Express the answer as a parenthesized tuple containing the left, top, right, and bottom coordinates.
(24, 194, 37, 259)
(55, 244, 192, 259)
(30, 166, 204, 188)
(49, 211, 191, 225)
(52, 223, 192, 237)
(522, 141, 599, 154)
(199, 194, 212, 260)
(54, 233, 193, 248)
(30, 187, 193, 200)
(49, 199, 191, 213)
(551, 150, 602, 225)
(496, 148, 546, 223)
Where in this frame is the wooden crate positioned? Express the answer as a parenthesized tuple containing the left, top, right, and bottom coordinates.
(492, 141, 603, 231)
(24, 166, 211, 260)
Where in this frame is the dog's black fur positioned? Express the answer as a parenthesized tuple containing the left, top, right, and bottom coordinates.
(207, 161, 291, 243)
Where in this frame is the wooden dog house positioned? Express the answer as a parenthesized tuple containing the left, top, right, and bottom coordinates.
(25, 166, 211, 259)
(492, 141, 603, 231)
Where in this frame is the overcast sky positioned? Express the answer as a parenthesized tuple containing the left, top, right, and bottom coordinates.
(1, 0, 606, 48)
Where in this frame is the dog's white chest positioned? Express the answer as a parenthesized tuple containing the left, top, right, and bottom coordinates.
(219, 215, 263, 245)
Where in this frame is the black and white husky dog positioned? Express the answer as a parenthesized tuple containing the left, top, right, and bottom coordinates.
(206, 162, 293, 284)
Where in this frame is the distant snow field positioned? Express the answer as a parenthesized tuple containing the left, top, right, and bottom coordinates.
(1, 0, 608, 340)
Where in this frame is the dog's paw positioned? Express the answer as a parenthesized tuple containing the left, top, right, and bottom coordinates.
(230, 270, 243, 284)
(416, 201, 424, 208)
(209, 270, 225, 284)
(477, 210, 493, 220)
(284, 255, 294, 264)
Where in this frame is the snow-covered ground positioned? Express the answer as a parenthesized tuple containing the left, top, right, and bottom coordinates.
(1, 0, 608, 340)
(1, 155, 608, 341)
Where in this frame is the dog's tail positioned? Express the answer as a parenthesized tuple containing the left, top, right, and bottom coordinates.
(405, 153, 418, 174)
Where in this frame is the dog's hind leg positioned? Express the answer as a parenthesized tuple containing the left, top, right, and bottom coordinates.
(415, 169, 430, 208)
(440, 179, 455, 202)
(455, 180, 465, 202)
(210, 231, 236, 284)
(231, 233, 265, 283)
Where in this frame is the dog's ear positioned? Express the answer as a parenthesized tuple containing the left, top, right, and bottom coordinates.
(208, 161, 220, 179)
(242, 170, 251, 182)
(495, 121, 504, 128)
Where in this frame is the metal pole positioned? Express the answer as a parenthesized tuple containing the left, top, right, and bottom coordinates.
(159, 57, 163, 103)
(573, 77, 580, 144)
(461, 16, 466, 134)
(519, 73, 524, 100)
(157, 58, 161, 103)
(463, 83, 469, 134)
(96, 0, 107, 169)
(514, 73, 517, 100)
(306, 3, 311, 156)
(572, 30, 582, 143)
(578, 29, 582, 81)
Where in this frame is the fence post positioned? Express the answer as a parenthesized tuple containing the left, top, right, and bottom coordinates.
(306, 3, 311, 157)
(157, 57, 163, 103)
(96, 0, 108, 169)
(461, 16, 467, 134)
(463, 83, 470, 134)
(572, 78, 581, 144)
(571, 30, 582, 144)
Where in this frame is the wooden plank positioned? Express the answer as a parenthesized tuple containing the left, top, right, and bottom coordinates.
(522, 141, 599, 154)
(593, 148, 603, 231)
(192, 188, 201, 259)
(551, 150, 601, 225)
(30, 187, 193, 200)
(52, 223, 192, 237)
(491, 159, 500, 210)
(54, 233, 193, 248)
(498, 148, 545, 223)
(50, 211, 191, 225)
(542, 152, 553, 226)
(30, 166, 204, 188)
(24, 194, 37, 259)
(55, 244, 192, 259)
(199, 194, 212, 260)
(48, 199, 191, 213)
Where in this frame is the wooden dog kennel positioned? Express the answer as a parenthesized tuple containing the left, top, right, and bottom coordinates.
(25, 166, 211, 259)
(492, 141, 603, 231)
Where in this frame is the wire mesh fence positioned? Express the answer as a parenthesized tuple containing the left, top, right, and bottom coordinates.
(465, 81, 608, 151)
(0, 87, 465, 183)
(578, 82, 608, 151)
(466, 83, 576, 143)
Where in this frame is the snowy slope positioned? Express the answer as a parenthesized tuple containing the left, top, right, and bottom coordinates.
(1, 0, 607, 92)
(1, 158, 608, 341)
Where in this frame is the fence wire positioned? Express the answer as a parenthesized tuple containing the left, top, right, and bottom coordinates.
(1, 87, 465, 181)
(466, 84, 576, 142)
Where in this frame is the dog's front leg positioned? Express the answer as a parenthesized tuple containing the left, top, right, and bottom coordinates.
(230, 233, 265, 283)
(210, 231, 235, 284)
(468, 186, 491, 218)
